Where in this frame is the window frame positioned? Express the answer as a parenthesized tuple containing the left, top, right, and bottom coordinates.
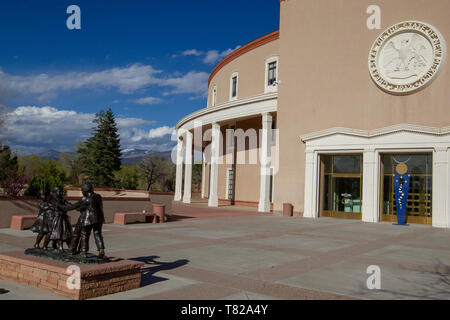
(264, 55, 279, 93)
(210, 84, 217, 107)
(229, 71, 238, 101)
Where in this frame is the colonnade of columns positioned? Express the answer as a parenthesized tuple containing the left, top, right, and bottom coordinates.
(174, 113, 273, 212)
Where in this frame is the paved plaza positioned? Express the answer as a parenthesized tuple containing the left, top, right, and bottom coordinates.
(0, 201, 449, 300)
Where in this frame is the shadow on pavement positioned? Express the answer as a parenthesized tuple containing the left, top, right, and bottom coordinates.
(0, 288, 9, 295)
(166, 215, 196, 222)
(376, 259, 450, 299)
(130, 255, 189, 287)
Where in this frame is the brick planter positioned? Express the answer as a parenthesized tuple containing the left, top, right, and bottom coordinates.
(152, 204, 166, 223)
(283, 203, 293, 217)
(0, 251, 144, 300)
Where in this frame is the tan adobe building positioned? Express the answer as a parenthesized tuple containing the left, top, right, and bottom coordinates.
(175, 0, 450, 229)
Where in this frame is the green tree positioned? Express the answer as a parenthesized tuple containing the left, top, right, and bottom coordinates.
(161, 161, 176, 192)
(0, 145, 18, 184)
(0, 145, 28, 196)
(59, 152, 82, 185)
(78, 108, 122, 187)
(24, 175, 65, 197)
(18, 155, 67, 183)
(114, 165, 139, 190)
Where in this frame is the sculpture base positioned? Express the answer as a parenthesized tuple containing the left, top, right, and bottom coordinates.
(24, 248, 109, 265)
(0, 251, 144, 300)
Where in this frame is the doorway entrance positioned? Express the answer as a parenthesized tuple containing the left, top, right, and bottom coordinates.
(381, 153, 432, 225)
(320, 154, 363, 219)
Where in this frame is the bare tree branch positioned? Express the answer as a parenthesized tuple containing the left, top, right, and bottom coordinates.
(139, 154, 168, 191)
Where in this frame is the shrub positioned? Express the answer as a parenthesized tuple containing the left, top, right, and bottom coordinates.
(24, 175, 66, 197)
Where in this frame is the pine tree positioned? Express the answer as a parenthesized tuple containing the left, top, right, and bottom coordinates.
(78, 108, 122, 187)
(0, 145, 18, 184)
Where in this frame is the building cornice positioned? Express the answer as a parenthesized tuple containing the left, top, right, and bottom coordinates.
(301, 124, 450, 142)
(208, 30, 280, 87)
(176, 92, 278, 130)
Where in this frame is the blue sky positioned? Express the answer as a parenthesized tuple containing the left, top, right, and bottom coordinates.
(0, 0, 280, 154)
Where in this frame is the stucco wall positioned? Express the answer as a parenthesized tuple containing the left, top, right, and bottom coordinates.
(212, 116, 268, 203)
(208, 38, 279, 107)
(275, 0, 450, 212)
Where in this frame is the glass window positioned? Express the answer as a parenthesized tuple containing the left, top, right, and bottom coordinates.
(383, 154, 432, 175)
(321, 155, 362, 215)
(231, 76, 237, 97)
(333, 155, 361, 174)
(268, 62, 277, 86)
(212, 86, 217, 106)
(322, 156, 332, 174)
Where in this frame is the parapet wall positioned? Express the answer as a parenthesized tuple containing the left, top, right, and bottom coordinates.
(0, 192, 174, 228)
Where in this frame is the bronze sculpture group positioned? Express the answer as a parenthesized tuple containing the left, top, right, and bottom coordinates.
(31, 182, 105, 259)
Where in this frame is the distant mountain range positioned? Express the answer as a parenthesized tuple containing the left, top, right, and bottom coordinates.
(36, 150, 70, 160)
(120, 149, 172, 164)
(35, 148, 172, 165)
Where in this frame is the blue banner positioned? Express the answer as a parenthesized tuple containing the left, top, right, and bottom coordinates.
(393, 174, 410, 225)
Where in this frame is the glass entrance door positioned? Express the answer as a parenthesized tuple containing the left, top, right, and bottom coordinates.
(381, 154, 432, 225)
(332, 177, 362, 213)
(320, 155, 363, 219)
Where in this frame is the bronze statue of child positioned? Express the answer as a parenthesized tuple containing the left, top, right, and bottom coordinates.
(30, 189, 54, 249)
(64, 182, 106, 258)
(49, 186, 73, 253)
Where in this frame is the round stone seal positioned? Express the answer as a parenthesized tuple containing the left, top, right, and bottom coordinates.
(369, 21, 446, 95)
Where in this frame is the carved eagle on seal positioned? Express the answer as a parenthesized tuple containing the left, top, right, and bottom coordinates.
(382, 33, 429, 79)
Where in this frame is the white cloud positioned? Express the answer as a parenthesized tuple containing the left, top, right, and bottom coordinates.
(161, 71, 209, 95)
(0, 64, 211, 101)
(133, 96, 163, 105)
(203, 46, 241, 64)
(0, 64, 162, 96)
(0, 105, 176, 153)
(181, 49, 203, 56)
(148, 126, 174, 138)
(172, 46, 241, 65)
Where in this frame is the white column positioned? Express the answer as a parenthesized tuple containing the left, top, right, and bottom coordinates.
(258, 113, 272, 212)
(433, 147, 448, 228)
(303, 150, 318, 218)
(201, 152, 206, 199)
(362, 149, 379, 223)
(208, 122, 220, 207)
(183, 130, 193, 204)
(174, 135, 184, 201)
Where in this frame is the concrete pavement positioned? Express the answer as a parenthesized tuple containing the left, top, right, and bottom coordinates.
(0, 201, 449, 300)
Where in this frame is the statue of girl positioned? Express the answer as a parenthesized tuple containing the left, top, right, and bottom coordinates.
(49, 186, 73, 253)
(30, 189, 54, 249)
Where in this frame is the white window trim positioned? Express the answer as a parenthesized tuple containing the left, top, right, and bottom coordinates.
(265, 55, 279, 93)
(211, 84, 217, 107)
(229, 71, 239, 101)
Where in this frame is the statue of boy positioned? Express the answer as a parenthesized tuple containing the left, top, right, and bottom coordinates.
(65, 182, 105, 258)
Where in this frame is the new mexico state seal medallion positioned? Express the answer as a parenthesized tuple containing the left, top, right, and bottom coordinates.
(369, 21, 446, 95)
